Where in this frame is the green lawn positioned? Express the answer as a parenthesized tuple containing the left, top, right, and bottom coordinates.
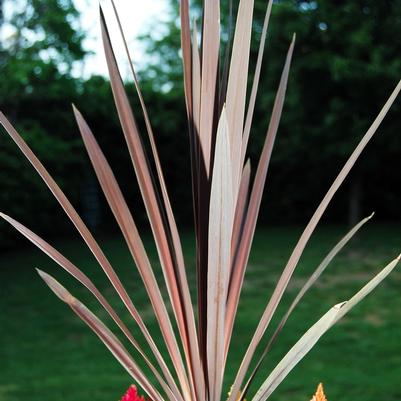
(1, 225, 401, 401)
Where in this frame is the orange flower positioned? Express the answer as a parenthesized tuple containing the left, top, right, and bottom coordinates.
(310, 383, 327, 401)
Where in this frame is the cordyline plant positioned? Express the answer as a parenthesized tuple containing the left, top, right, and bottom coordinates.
(1, 1, 401, 401)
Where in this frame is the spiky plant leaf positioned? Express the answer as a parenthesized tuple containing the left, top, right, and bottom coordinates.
(37, 270, 164, 401)
(231, 159, 251, 269)
(242, 213, 374, 397)
(241, 0, 273, 166)
(251, 255, 400, 401)
(225, 0, 254, 194)
(207, 108, 234, 401)
(108, 4, 205, 395)
(199, 0, 220, 177)
(225, 35, 295, 365)
(227, 77, 401, 401)
(1, 2, 400, 401)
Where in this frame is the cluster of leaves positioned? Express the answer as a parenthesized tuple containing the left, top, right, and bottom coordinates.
(0, 0, 86, 244)
(0, 1, 400, 401)
(0, 0, 194, 247)
(140, 0, 401, 224)
(1, 0, 401, 251)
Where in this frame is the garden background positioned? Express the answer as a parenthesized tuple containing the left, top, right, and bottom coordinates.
(1, 1, 401, 400)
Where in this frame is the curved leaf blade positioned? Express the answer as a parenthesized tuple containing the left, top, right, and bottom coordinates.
(207, 108, 234, 401)
(37, 270, 164, 401)
(252, 254, 400, 401)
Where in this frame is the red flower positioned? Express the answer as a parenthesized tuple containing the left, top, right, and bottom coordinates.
(120, 385, 146, 401)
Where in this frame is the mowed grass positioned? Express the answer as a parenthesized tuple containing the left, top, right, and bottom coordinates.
(1, 224, 401, 401)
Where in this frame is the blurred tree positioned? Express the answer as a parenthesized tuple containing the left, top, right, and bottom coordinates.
(138, 0, 401, 224)
(0, 1, 3, 31)
(262, 0, 401, 225)
(1, 0, 400, 251)
(2, 0, 85, 67)
(0, 0, 87, 245)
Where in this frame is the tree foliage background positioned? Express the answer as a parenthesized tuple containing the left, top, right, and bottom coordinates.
(1, 0, 400, 248)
